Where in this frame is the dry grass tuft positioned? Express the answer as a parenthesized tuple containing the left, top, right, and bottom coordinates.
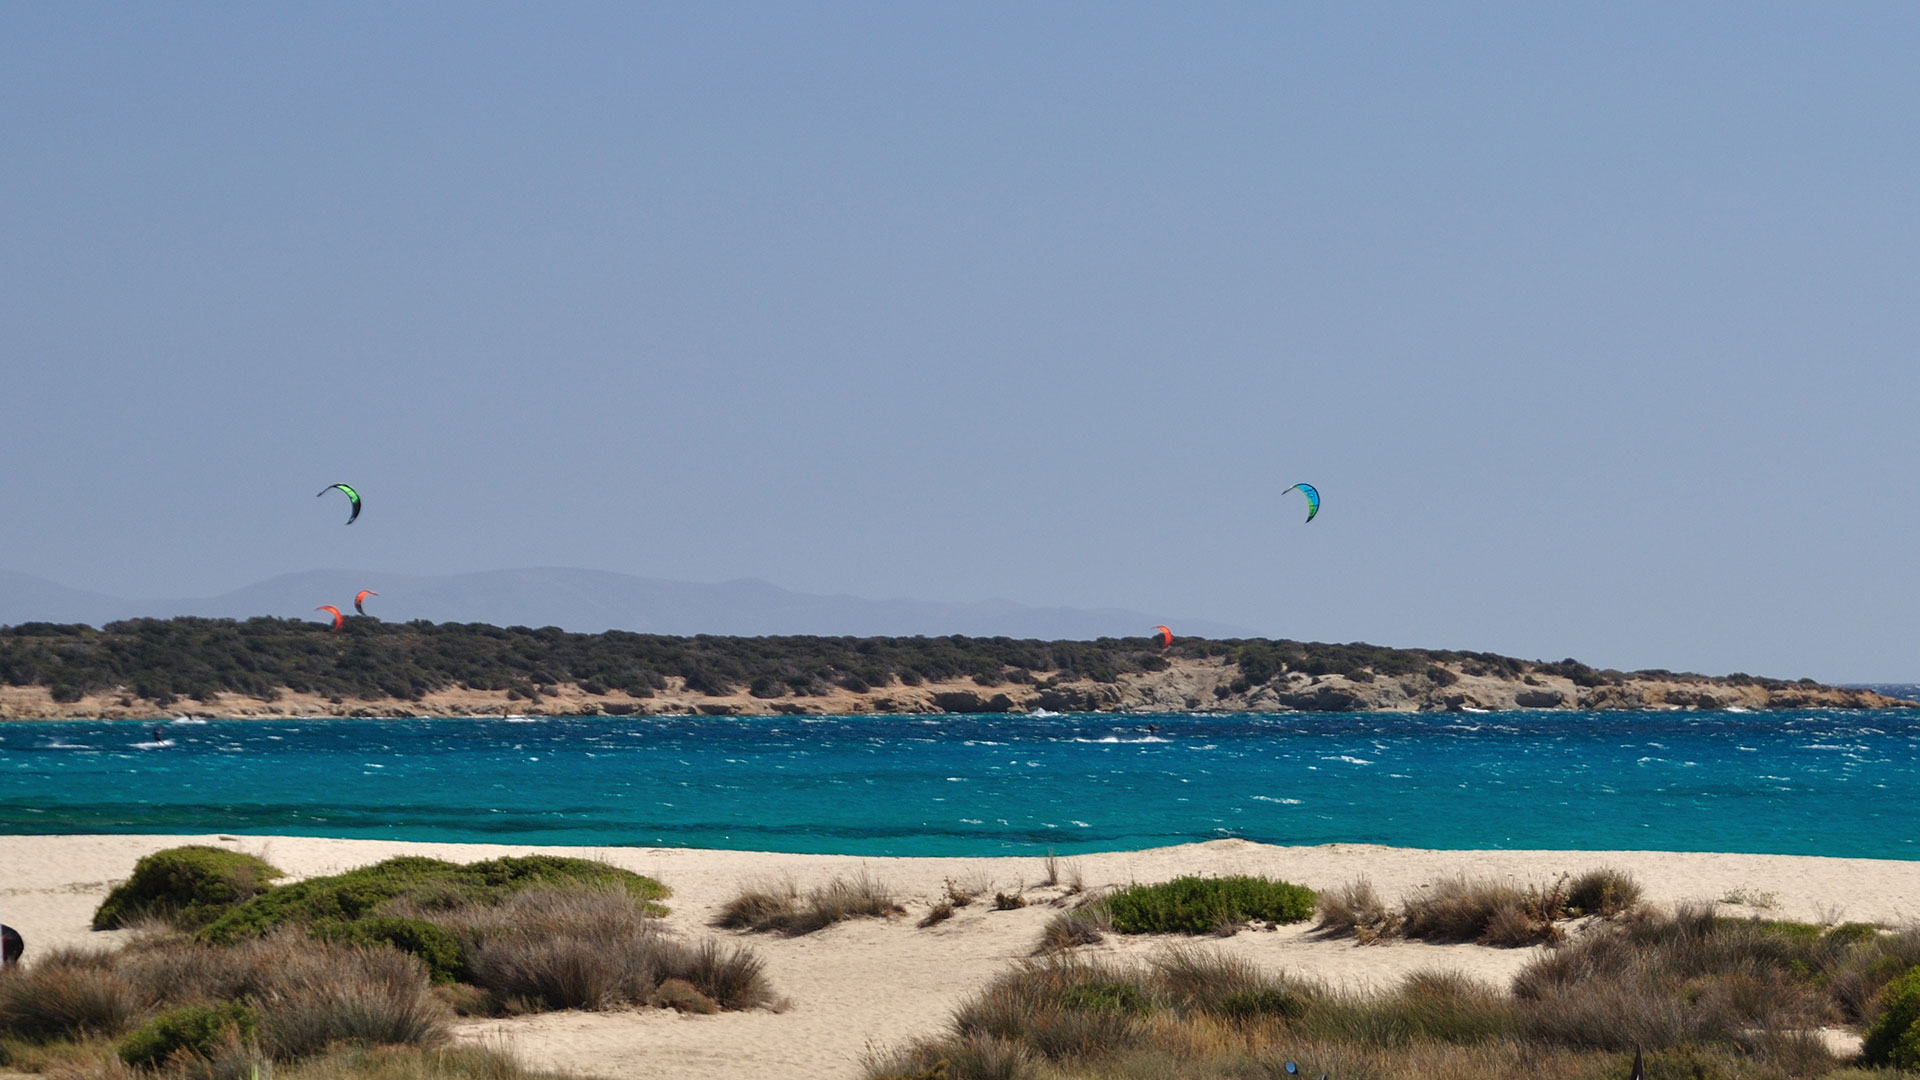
(712, 880, 800, 932)
(648, 978, 718, 1015)
(1720, 884, 1780, 909)
(917, 902, 955, 929)
(713, 872, 902, 936)
(1401, 875, 1564, 947)
(275, 1044, 576, 1080)
(434, 886, 663, 1011)
(1565, 867, 1642, 918)
(943, 872, 990, 908)
(1032, 909, 1108, 954)
(679, 938, 771, 1011)
(446, 884, 769, 1012)
(254, 945, 450, 1059)
(1313, 879, 1399, 943)
(1062, 862, 1084, 895)
(0, 948, 142, 1041)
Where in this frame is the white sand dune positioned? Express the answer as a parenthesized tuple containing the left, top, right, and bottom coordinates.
(3, 834, 1913, 1080)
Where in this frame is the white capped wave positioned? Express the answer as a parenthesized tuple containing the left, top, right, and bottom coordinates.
(1322, 755, 1374, 766)
(170, 717, 209, 725)
(1249, 795, 1302, 805)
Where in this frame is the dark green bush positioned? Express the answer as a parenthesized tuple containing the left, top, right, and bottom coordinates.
(1214, 987, 1307, 1022)
(1825, 921, 1882, 947)
(1057, 981, 1148, 1015)
(1864, 965, 1920, 1068)
(93, 846, 283, 930)
(314, 917, 466, 983)
(119, 1001, 259, 1068)
(1099, 875, 1316, 935)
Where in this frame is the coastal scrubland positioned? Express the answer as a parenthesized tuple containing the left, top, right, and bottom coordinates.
(0, 617, 1903, 719)
(0, 846, 774, 1080)
(872, 902, 1920, 1080)
(9, 836, 1920, 1080)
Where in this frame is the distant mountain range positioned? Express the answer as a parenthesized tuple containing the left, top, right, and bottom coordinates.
(0, 568, 1259, 641)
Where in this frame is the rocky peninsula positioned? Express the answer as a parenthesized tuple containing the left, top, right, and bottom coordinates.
(0, 617, 1905, 718)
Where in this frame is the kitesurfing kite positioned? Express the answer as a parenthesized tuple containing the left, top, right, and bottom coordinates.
(315, 605, 344, 632)
(1153, 625, 1173, 651)
(1284, 483, 1320, 523)
(354, 589, 378, 616)
(317, 483, 362, 524)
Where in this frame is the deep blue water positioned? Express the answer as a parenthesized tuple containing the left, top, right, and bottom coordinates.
(1, 710, 1915, 858)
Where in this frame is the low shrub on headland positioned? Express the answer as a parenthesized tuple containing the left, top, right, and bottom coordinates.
(0, 613, 1805, 709)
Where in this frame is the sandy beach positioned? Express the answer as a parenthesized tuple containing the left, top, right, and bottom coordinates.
(3, 833, 1914, 1079)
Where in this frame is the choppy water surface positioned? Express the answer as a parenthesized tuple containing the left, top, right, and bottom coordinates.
(2, 710, 1915, 857)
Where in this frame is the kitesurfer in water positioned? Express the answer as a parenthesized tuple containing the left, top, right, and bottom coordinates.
(151, 726, 165, 743)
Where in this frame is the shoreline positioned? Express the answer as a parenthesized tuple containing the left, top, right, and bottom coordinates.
(4, 833, 1914, 1080)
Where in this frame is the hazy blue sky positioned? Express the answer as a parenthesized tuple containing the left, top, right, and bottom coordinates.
(5, 4, 1917, 680)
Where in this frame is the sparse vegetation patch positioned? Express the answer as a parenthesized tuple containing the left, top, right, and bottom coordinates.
(872, 904, 1920, 1080)
(3, 849, 772, 1080)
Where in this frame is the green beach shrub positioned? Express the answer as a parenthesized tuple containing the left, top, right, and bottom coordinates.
(93, 845, 283, 930)
(315, 917, 467, 984)
(198, 855, 667, 944)
(1099, 875, 1316, 935)
(119, 1001, 260, 1068)
(1864, 965, 1920, 1068)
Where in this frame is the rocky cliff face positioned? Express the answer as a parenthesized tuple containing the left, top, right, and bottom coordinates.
(2, 658, 1905, 719)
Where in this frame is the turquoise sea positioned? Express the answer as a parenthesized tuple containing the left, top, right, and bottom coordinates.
(2, 710, 1915, 858)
